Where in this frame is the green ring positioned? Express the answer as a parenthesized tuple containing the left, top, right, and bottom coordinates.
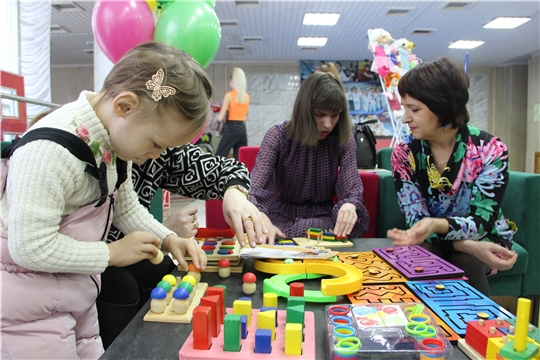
(405, 321, 428, 335)
(334, 336, 361, 355)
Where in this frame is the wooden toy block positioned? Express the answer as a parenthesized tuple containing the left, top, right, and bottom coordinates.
(338, 252, 405, 283)
(240, 315, 248, 339)
(257, 310, 276, 340)
(192, 306, 212, 350)
(224, 314, 242, 352)
(263, 292, 278, 308)
(285, 323, 303, 356)
(286, 304, 305, 328)
(287, 296, 305, 308)
(373, 245, 465, 280)
(465, 319, 507, 356)
(500, 339, 539, 359)
(179, 309, 316, 360)
(254, 329, 272, 354)
(289, 282, 305, 296)
(200, 295, 221, 338)
(233, 300, 252, 326)
(205, 287, 226, 324)
(144, 282, 208, 323)
(260, 307, 278, 327)
(486, 336, 508, 360)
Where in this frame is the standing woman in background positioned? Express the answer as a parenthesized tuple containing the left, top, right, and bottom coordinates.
(216, 67, 250, 160)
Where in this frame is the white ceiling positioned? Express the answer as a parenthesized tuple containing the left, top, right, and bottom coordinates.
(50, 0, 540, 67)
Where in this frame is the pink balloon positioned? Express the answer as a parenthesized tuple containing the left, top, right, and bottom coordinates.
(92, 0, 155, 63)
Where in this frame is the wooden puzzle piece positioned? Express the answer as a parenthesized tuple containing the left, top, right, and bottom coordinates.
(346, 284, 460, 341)
(293, 237, 353, 248)
(179, 309, 316, 360)
(373, 245, 465, 280)
(406, 280, 515, 336)
(338, 252, 406, 283)
(143, 282, 208, 323)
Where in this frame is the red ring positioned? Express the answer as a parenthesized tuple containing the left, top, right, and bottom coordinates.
(420, 338, 445, 351)
(328, 305, 349, 316)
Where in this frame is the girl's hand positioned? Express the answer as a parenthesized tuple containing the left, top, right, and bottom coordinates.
(334, 203, 357, 237)
(258, 212, 286, 245)
(163, 205, 198, 238)
(222, 187, 267, 248)
(162, 234, 207, 272)
(108, 231, 161, 267)
(454, 240, 518, 270)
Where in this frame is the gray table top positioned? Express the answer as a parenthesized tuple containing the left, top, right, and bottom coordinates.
(100, 238, 469, 360)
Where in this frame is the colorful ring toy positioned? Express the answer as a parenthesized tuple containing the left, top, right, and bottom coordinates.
(329, 305, 349, 316)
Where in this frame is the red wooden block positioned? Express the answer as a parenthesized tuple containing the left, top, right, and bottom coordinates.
(206, 287, 226, 324)
(200, 295, 222, 338)
(289, 282, 305, 297)
(465, 319, 507, 357)
(193, 306, 212, 350)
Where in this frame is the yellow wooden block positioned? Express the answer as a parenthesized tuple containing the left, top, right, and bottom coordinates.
(263, 292, 278, 308)
(233, 299, 252, 326)
(285, 323, 303, 356)
(257, 310, 276, 340)
(487, 337, 506, 360)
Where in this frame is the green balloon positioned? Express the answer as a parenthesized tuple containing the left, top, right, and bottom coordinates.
(154, 1, 221, 68)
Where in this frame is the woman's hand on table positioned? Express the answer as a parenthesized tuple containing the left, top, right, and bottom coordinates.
(163, 204, 198, 238)
(334, 203, 357, 237)
(387, 218, 433, 245)
(162, 234, 207, 272)
(223, 187, 267, 248)
(258, 212, 286, 245)
(454, 240, 518, 270)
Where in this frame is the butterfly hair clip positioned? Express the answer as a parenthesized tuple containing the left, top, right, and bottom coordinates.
(146, 68, 176, 102)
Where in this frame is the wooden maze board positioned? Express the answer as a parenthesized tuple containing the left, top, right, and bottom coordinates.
(406, 280, 515, 336)
(338, 252, 406, 283)
(373, 245, 465, 280)
(292, 237, 353, 248)
(143, 282, 209, 323)
(346, 284, 460, 342)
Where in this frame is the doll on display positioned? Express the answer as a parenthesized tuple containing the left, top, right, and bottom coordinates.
(392, 38, 411, 72)
(367, 28, 395, 78)
(383, 72, 403, 118)
(407, 41, 421, 68)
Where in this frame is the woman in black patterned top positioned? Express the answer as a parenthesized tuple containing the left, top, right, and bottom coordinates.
(99, 143, 262, 348)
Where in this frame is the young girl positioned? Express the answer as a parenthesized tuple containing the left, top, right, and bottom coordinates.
(215, 67, 250, 160)
(1, 41, 210, 359)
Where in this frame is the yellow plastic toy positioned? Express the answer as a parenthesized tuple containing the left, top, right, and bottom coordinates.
(254, 258, 363, 296)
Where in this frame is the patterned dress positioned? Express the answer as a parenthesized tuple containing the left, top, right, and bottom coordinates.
(391, 125, 515, 249)
(249, 122, 370, 238)
(107, 144, 250, 242)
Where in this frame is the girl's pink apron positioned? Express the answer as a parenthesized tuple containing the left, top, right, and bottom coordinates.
(1, 158, 116, 359)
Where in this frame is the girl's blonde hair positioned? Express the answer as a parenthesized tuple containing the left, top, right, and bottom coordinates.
(231, 67, 247, 103)
(101, 41, 213, 133)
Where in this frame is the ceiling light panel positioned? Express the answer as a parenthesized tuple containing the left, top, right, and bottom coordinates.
(297, 37, 327, 47)
(235, 0, 258, 7)
(484, 17, 531, 29)
(386, 8, 412, 16)
(448, 40, 484, 49)
(303, 13, 340, 26)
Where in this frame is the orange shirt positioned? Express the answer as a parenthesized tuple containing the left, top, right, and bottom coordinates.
(227, 90, 250, 121)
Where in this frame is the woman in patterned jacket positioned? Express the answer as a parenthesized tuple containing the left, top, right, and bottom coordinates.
(387, 57, 517, 296)
(99, 145, 263, 348)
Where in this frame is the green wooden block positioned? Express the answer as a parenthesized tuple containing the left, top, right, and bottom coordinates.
(286, 304, 305, 327)
(287, 296, 305, 308)
(224, 314, 241, 352)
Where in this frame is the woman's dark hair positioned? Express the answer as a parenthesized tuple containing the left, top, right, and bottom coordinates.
(398, 57, 470, 129)
(286, 72, 350, 147)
